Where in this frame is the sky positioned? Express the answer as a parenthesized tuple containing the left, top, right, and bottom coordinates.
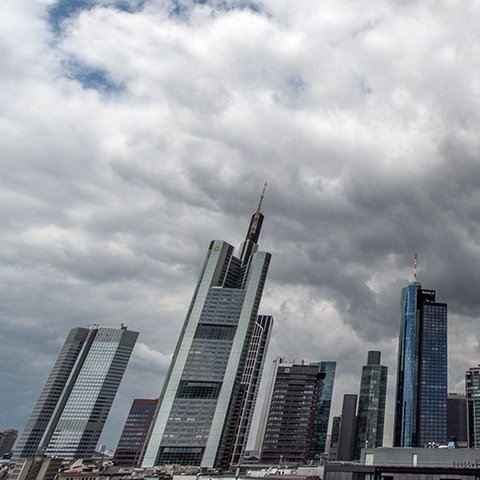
(2, 0, 480, 452)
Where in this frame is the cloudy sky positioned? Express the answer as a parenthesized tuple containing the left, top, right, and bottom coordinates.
(2, 0, 480, 451)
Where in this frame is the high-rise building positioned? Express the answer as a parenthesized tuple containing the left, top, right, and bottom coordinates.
(328, 416, 341, 461)
(15, 325, 138, 461)
(466, 367, 480, 447)
(447, 393, 467, 447)
(310, 361, 336, 459)
(336, 394, 357, 461)
(393, 272, 448, 447)
(260, 361, 325, 465)
(355, 351, 387, 457)
(255, 358, 336, 462)
(114, 399, 158, 466)
(142, 188, 272, 469)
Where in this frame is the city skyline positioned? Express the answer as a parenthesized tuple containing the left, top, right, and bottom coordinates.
(3, 0, 480, 452)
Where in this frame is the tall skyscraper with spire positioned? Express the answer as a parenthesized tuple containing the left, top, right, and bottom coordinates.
(393, 256, 448, 447)
(142, 186, 273, 469)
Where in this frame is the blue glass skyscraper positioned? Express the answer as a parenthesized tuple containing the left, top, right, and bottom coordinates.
(393, 281, 447, 447)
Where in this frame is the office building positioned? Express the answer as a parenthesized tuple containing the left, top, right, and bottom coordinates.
(9, 455, 63, 480)
(393, 269, 447, 447)
(15, 325, 138, 461)
(114, 399, 158, 466)
(324, 447, 480, 480)
(355, 351, 387, 456)
(336, 394, 357, 461)
(0, 429, 18, 457)
(466, 366, 480, 447)
(447, 392, 467, 447)
(260, 361, 325, 465)
(142, 188, 272, 469)
(310, 361, 336, 459)
(255, 358, 336, 463)
(328, 416, 341, 461)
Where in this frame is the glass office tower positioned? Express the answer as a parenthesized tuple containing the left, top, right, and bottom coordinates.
(466, 366, 480, 447)
(310, 361, 336, 459)
(355, 351, 387, 457)
(393, 283, 447, 447)
(142, 189, 272, 469)
(15, 325, 138, 460)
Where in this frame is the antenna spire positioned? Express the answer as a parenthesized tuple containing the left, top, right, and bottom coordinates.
(256, 182, 267, 214)
(238, 183, 267, 265)
(413, 253, 418, 283)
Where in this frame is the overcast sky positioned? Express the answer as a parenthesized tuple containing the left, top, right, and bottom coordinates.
(2, 0, 480, 451)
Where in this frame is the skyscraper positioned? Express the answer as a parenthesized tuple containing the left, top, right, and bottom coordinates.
(260, 361, 325, 465)
(310, 361, 336, 459)
(114, 399, 158, 466)
(393, 265, 448, 447)
(447, 392, 467, 447)
(336, 394, 357, 461)
(465, 367, 480, 447)
(355, 351, 387, 456)
(328, 416, 341, 461)
(15, 325, 138, 461)
(142, 188, 272, 469)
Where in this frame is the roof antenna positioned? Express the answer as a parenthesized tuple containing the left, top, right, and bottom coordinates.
(256, 182, 267, 214)
(413, 253, 418, 283)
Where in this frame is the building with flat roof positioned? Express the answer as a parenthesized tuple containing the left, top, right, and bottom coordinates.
(466, 366, 480, 447)
(324, 448, 480, 480)
(355, 351, 387, 457)
(447, 392, 467, 447)
(336, 394, 357, 461)
(259, 361, 325, 465)
(114, 399, 158, 466)
(393, 266, 447, 447)
(15, 325, 138, 461)
(0, 429, 17, 458)
(310, 361, 336, 459)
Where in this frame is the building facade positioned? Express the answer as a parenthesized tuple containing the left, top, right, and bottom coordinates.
(15, 325, 138, 461)
(310, 361, 336, 459)
(9, 455, 63, 480)
(328, 416, 341, 461)
(0, 429, 17, 458)
(393, 282, 447, 447)
(260, 361, 325, 465)
(142, 190, 272, 469)
(447, 392, 467, 447)
(325, 447, 480, 480)
(114, 399, 158, 466)
(355, 351, 387, 456)
(336, 394, 357, 461)
(466, 366, 480, 447)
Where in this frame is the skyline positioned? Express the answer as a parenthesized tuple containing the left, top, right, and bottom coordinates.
(2, 0, 480, 452)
